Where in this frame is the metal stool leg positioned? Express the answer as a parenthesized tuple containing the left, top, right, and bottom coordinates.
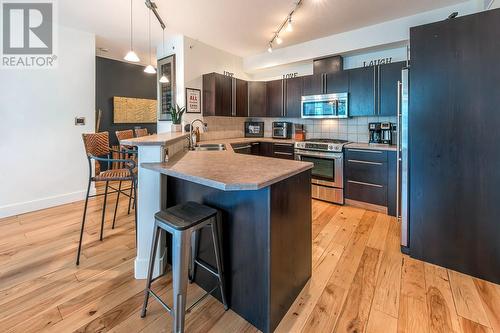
(189, 230, 200, 283)
(76, 179, 92, 265)
(100, 181, 109, 241)
(210, 218, 228, 310)
(112, 180, 122, 229)
(127, 181, 133, 214)
(172, 229, 192, 333)
(141, 223, 161, 318)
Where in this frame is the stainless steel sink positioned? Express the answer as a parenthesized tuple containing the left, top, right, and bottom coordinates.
(192, 143, 226, 151)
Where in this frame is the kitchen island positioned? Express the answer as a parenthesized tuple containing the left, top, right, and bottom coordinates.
(123, 134, 313, 333)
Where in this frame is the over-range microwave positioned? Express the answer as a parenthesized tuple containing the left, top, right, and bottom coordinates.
(301, 93, 348, 119)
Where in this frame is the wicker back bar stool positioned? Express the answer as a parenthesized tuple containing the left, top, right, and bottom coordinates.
(115, 129, 137, 216)
(134, 128, 148, 137)
(77, 131, 137, 265)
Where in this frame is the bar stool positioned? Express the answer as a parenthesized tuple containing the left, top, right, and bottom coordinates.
(134, 128, 149, 137)
(141, 202, 228, 333)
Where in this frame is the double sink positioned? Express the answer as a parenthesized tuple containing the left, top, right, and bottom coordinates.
(192, 143, 226, 151)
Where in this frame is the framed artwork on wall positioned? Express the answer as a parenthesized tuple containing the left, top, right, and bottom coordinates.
(157, 54, 176, 121)
(185, 88, 201, 114)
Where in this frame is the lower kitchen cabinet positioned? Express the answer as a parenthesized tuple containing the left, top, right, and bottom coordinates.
(272, 142, 294, 160)
(344, 148, 397, 216)
(259, 142, 274, 157)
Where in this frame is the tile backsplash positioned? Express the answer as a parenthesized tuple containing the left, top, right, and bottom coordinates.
(197, 116, 397, 142)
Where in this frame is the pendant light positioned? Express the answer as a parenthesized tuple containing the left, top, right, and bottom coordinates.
(144, 9, 156, 74)
(124, 0, 140, 62)
(159, 28, 169, 83)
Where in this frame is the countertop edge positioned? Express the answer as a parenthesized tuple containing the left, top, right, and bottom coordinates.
(141, 161, 312, 191)
(345, 142, 397, 152)
(121, 133, 189, 146)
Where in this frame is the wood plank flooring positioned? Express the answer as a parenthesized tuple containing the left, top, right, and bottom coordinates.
(0, 188, 499, 333)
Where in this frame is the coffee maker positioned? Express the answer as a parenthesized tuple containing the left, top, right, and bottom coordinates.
(381, 122, 395, 144)
(368, 123, 382, 143)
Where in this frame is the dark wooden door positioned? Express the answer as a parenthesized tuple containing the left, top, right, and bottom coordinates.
(267, 79, 284, 117)
(379, 62, 405, 116)
(302, 74, 323, 96)
(409, 9, 500, 283)
(259, 142, 274, 157)
(218, 74, 232, 117)
(285, 77, 303, 118)
(326, 71, 348, 94)
(235, 78, 248, 117)
(348, 66, 376, 117)
(248, 81, 267, 117)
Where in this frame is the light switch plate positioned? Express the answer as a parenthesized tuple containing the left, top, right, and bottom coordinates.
(75, 117, 86, 126)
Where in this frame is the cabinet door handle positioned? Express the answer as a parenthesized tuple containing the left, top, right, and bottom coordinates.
(274, 143, 293, 147)
(348, 159, 383, 166)
(274, 152, 293, 156)
(373, 66, 376, 115)
(348, 149, 383, 154)
(347, 180, 383, 188)
(233, 145, 252, 150)
(251, 142, 260, 146)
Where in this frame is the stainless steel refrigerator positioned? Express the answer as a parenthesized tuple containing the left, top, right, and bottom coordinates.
(397, 67, 409, 253)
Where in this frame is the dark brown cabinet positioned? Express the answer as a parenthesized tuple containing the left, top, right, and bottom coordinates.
(267, 79, 284, 117)
(248, 81, 267, 117)
(302, 74, 324, 96)
(378, 62, 405, 116)
(259, 142, 274, 157)
(344, 148, 396, 216)
(272, 143, 294, 160)
(235, 78, 248, 117)
(203, 72, 232, 117)
(285, 77, 303, 118)
(326, 71, 349, 94)
(348, 66, 376, 117)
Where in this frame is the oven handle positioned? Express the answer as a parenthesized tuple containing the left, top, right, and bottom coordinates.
(294, 150, 343, 159)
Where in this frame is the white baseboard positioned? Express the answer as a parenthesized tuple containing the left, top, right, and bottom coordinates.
(0, 187, 96, 219)
(134, 251, 167, 279)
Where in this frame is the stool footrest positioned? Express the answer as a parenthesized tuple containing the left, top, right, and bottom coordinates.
(186, 285, 219, 313)
(148, 290, 172, 315)
(194, 259, 220, 278)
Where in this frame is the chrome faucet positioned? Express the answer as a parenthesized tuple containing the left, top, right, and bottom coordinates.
(189, 118, 207, 150)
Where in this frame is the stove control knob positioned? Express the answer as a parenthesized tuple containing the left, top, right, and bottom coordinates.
(328, 144, 334, 151)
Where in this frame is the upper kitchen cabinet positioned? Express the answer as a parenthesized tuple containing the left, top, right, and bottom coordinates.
(235, 78, 248, 117)
(348, 66, 376, 117)
(267, 79, 284, 117)
(302, 74, 324, 96)
(326, 71, 349, 94)
(379, 61, 405, 116)
(248, 81, 267, 117)
(203, 72, 232, 117)
(285, 76, 303, 118)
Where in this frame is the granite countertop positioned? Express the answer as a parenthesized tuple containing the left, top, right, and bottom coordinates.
(346, 142, 397, 152)
(120, 132, 188, 146)
(141, 137, 313, 191)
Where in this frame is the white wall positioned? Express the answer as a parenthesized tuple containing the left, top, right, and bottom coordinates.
(491, 0, 500, 8)
(243, 1, 477, 71)
(0, 26, 95, 218)
(157, 35, 249, 131)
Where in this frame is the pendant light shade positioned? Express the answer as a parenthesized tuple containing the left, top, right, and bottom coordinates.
(144, 65, 156, 74)
(124, 51, 140, 62)
(124, 0, 140, 62)
(144, 8, 156, 74)
(159, 28, 169, 83)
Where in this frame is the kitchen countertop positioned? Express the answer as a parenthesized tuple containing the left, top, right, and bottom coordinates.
(120, 132, 188, 146)
(345, 142, 397, 152)
(141, 137, 313, 191)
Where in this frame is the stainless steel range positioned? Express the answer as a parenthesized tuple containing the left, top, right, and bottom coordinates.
(294, 139, 350, 204)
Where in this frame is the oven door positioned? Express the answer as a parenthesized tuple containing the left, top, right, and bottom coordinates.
(295, 149, 344, 188)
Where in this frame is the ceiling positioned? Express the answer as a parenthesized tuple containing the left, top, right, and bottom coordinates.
(59, 0, 468, 62)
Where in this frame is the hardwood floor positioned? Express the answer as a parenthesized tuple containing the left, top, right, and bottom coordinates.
(0, 189, 498, 333)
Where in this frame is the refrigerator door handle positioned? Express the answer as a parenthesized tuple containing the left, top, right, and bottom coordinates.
(396, 81, 402, 221)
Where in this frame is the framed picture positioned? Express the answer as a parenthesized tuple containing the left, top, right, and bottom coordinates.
(185, 88, 201, 114)
(157, 54, 176, 121)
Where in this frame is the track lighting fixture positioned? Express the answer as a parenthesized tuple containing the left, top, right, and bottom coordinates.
(266, 0, 302, 52)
